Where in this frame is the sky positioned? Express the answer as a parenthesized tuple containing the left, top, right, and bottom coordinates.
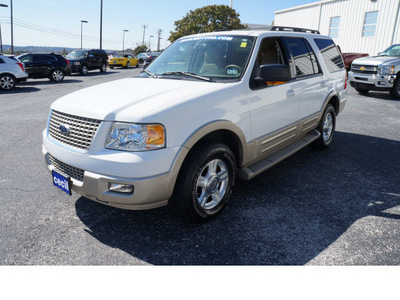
(0, 0, 318, 51)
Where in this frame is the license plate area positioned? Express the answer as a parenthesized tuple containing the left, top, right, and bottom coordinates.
(52, 170, 72, 196)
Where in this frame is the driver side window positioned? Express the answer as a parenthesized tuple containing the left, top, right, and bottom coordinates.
(251, 38, 288, 89)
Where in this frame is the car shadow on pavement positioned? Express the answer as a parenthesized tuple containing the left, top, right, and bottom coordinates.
(354, 90, 399, 101)
(70, 71, 118, 77)
(75, 131, 400, 265)
(19, 79, 83, 86)
(2, 86, 41, 93)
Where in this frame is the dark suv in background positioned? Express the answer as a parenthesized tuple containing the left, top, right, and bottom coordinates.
(67, 49, 108, 75)
(17, 53, 71, 82)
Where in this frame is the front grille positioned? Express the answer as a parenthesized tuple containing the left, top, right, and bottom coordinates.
(49, 154, 84, 182)
(351, 64, 378, 74)
(49, 110, 101, 151)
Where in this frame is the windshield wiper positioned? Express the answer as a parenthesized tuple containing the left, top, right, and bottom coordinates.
(141, 69, 158, 78)
(161, 71, 213, 82)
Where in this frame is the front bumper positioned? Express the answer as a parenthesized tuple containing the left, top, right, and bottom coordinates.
(348, 71, 396, 91)
(42, 131, 187, 210)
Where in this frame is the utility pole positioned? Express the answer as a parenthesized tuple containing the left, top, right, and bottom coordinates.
(157, 29, 162, 52)
(230, 0, 233, 8)
(142, 25, 148, 45)
(0, 4, 8, 54)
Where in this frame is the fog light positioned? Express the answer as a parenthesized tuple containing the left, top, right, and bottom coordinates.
(108, 183, 134, 194)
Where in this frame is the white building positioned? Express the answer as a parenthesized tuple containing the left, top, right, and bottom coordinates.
(274, 0, 400, 55)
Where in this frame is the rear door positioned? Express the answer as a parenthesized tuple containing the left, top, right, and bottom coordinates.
(283, 36, 327, 121)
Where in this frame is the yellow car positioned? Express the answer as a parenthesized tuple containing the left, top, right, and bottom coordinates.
(108, 54, 139, 69)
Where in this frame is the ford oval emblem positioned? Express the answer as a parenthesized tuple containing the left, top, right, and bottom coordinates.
(59, 124, 70, 135)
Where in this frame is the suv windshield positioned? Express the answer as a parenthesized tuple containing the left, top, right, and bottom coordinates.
(144, 35, 255, 81)
(379, 44, 400, 57)
(67, 50, 87, 59)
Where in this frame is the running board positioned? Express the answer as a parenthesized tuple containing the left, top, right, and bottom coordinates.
(238, 129, 320, 180)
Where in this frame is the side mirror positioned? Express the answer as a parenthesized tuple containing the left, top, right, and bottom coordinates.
(255, 64, 291, 84)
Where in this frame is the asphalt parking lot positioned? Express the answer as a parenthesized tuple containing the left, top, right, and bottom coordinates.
(0, 68, 399, 265)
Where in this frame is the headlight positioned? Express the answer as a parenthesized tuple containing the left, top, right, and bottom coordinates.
(105, 123, 165, 151)
(380, 65, 395, 75)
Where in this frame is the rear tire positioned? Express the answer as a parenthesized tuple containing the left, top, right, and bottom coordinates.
(100, 62, 107, 73)
(50, 69, 65, 82)
(168, 143, 236, 223)
(311, 104, 336, 150)
(125, 62, 130, 69)
(0, 74, 16, 90)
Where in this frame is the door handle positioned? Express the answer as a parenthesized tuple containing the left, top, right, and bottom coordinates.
(286, 89, 295, 98)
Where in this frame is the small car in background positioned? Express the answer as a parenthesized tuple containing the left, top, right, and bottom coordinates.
(0, 54, 28, 91)
(142, 52, 160, 69)
(67, 49, 108, 75)
(109, 54, 139, 69)
(18, 53, 71, 82)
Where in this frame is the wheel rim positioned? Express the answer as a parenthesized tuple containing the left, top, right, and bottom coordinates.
(0, 76, 14, 90)
(126, 62, 130, 68)
(82, 66, 88, 74)
(52, 70, 63, 81)
(323, 112, 333, 142)
(102, 63, 106, 71)
(196, 159, 229, 210)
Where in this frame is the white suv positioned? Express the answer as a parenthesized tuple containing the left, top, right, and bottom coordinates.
(0, 54, 28, 91)
(43, 27, 347, 222)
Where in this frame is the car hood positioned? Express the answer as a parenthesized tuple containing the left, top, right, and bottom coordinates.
(352, 56, 399, 66)
(51, 77, 226, 122)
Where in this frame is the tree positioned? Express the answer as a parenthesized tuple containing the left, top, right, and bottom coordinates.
(133, 44, 148, 55)
(168, 5, 247, 43)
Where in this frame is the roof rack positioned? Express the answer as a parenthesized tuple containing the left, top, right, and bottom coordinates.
(270, 26, 320, 34)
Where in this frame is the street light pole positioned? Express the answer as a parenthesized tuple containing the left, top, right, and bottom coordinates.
(81, 20, 88, 49)
(0, 4, 8, 54)
(141, 25, 147, 45)
(122, 29, 128, 54)
(100, 0, 103, 49)
(10, 0, 13, 54)
(149, 35, 153, 51)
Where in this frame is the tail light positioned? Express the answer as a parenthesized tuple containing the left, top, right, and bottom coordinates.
(66, 59, 70, 67)
(17, 62, 25, 72)
(344, 71, 348, 89)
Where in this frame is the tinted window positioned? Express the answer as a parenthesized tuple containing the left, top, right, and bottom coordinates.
(314, 38, 344, 72)
(33, 55, 56, 62)
(19, 55, 32, 63)
(286, 37, 320, 77)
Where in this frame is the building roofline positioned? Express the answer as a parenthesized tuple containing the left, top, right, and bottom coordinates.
(274, 0, 339, 14)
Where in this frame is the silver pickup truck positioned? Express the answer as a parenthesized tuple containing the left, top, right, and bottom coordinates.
(348, 44, 400, 98)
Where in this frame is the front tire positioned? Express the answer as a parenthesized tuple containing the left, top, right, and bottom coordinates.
(311, 104, 336, 150)
(169, 143, 236, 223)
(390, 78, 400, 99)
(0, 74, 16, 90)
(355, 88, 370, 94)
(80, 65, 88, 75)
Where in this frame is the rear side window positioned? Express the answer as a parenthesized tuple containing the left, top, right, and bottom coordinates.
(314, 38, 344, 72)
(286, 37, 321, 77)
